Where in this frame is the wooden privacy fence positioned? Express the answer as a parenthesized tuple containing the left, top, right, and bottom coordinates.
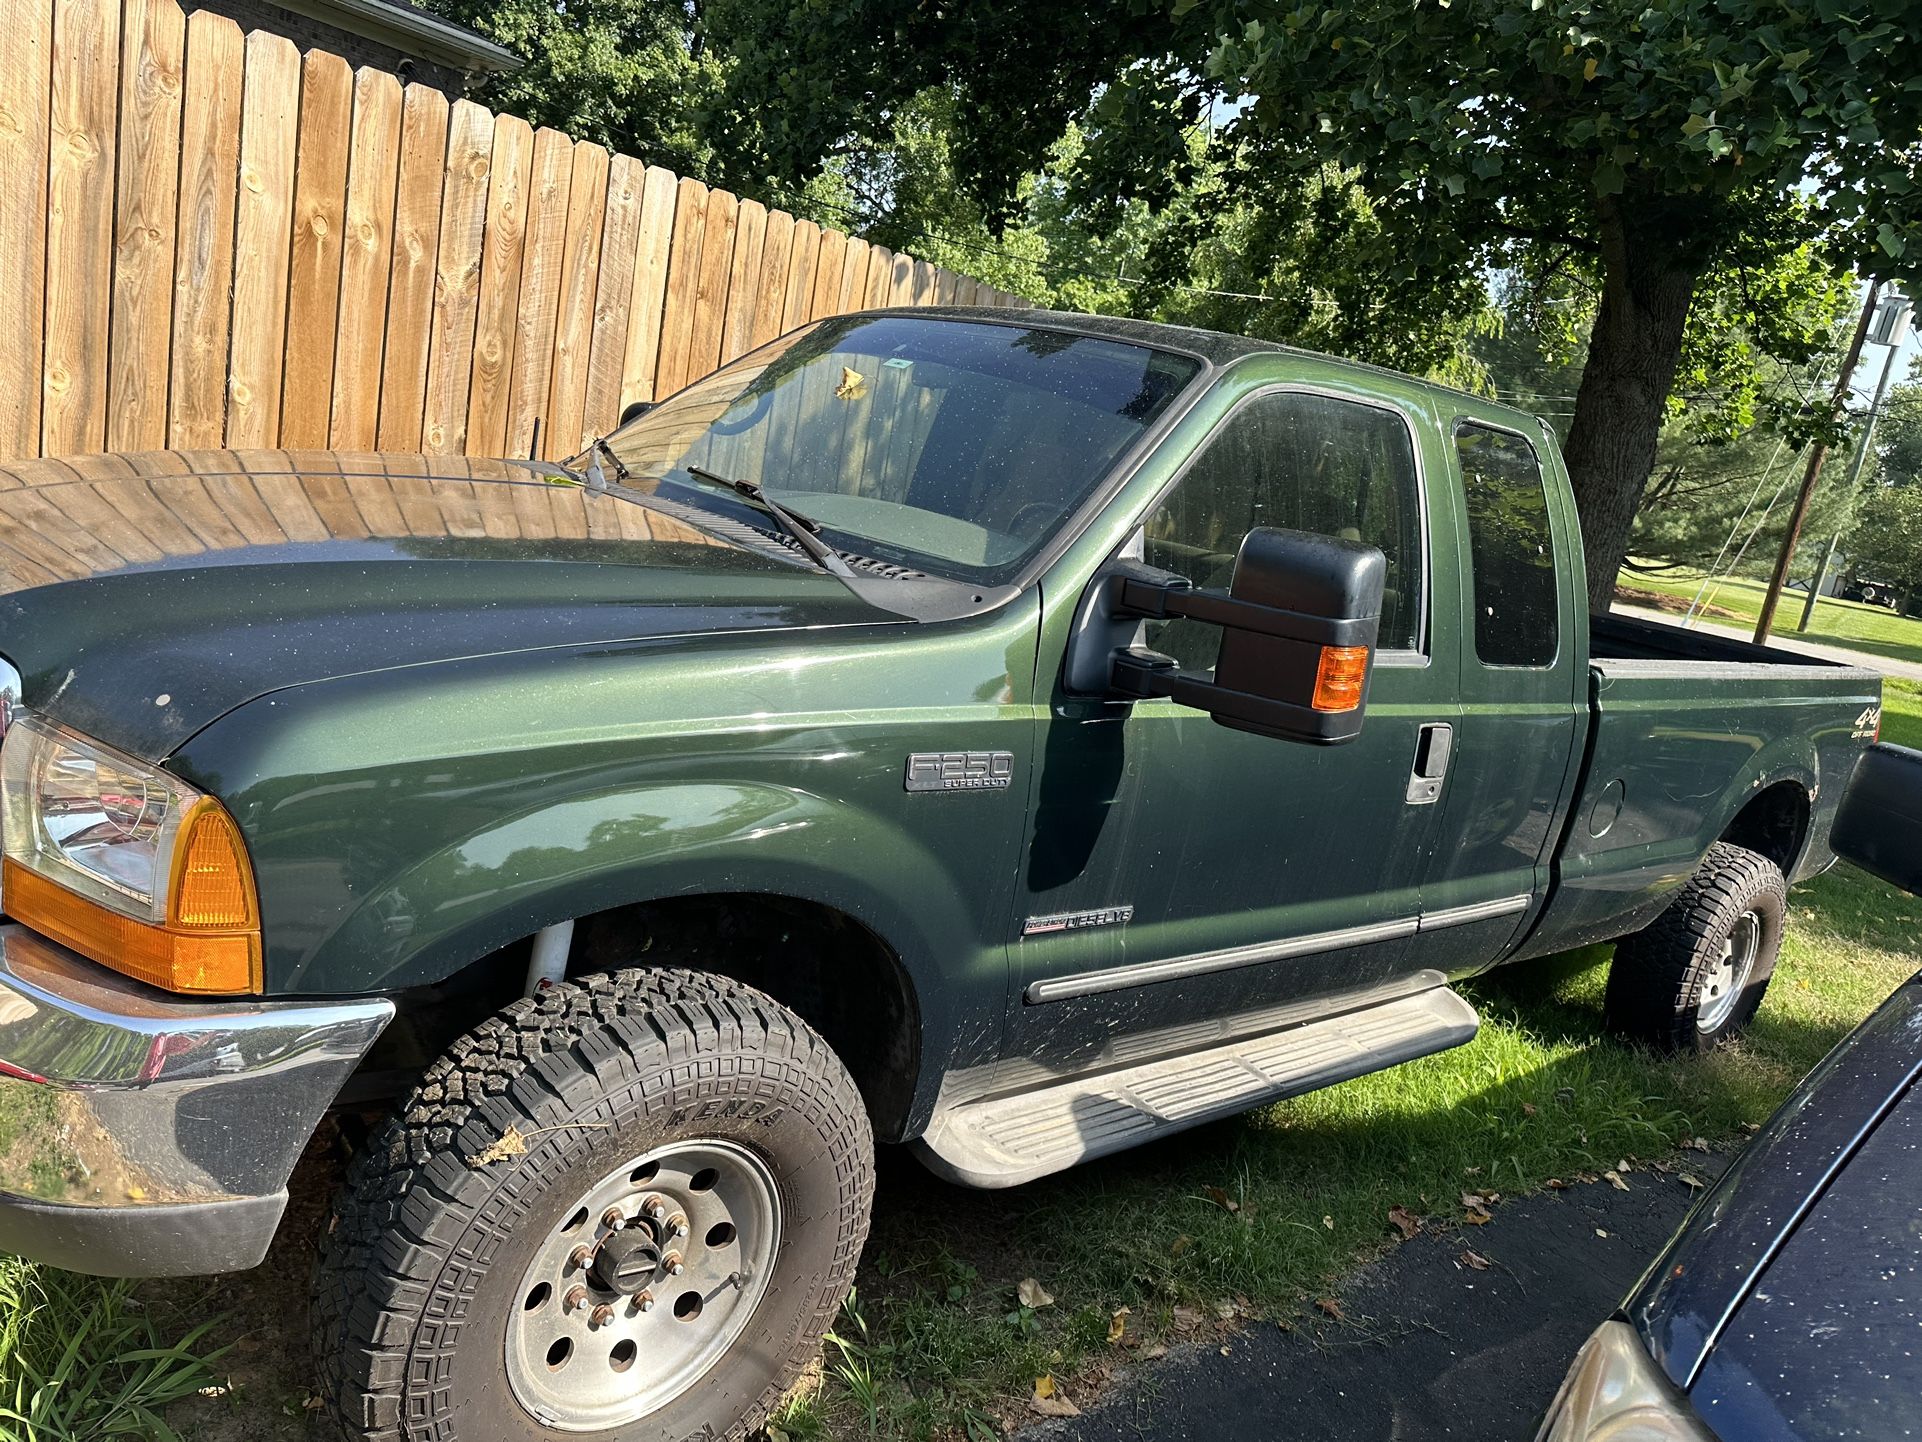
(0, 0, 1021, 468)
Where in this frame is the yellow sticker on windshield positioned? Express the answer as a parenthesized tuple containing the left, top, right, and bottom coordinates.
(835, 366, 868, 400)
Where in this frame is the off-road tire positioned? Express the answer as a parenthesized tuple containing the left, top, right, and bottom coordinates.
(311, 968, 874, 1442)
(1604, 841, 1786, 1053)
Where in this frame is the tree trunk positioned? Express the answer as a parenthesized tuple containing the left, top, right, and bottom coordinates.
(1561, 195, 1704, 612)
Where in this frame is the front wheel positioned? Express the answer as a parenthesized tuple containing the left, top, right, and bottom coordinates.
(1604, 841, 1786, 1053)
(312, 968, 874, 1442)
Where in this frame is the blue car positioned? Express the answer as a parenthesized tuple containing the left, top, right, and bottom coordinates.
(1540, 741, 1922, 1442)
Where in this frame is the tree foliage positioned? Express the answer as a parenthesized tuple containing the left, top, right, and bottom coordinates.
(1846, 482, 1922, 588)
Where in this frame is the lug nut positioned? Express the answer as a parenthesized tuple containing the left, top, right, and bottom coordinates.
(642, 1197, 667, 1222)
(590, 1304, 616, 1328)
(563, 1285, 588, 1312)
(601, 1207, 626, 1230)
(631, 1290, 656, 1314)
(663, 1250, 685, 1276)
(668, 1213, 690, 1240)
(568, 1245, 594, 1270)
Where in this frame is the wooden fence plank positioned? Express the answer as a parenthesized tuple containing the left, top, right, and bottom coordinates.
(687, 186, 738, 381)
(421, 98, 492, 453)
(42, 0, 120, 456)
(464, 111, 532, 457)
(912, 258, 938, 305)
(278, 48, 352, 447)
(720, 198, 766, 362)
(750, 208, 794, 349)
(168, 9, 242, 448)
(544, 140, 608, 457)
(782, 220, 819, 330)
(617, 164, 677, 410)
(653, 176, 708, 398)
(329, 67, 400, 449)
(934, 268, 959, 306)
(838, 236, 870, 314)
(225, 30, 298, 448)
(502, 127, 571, 460)
(107, 0, 185, 453)
(0, 0, 52, 458)
(582, 152, 644, 440)
(376, 83, 449, 451)
(889, 251, 916, 304)
(808, 227, 846, 321)
(864, 244, 894, 308)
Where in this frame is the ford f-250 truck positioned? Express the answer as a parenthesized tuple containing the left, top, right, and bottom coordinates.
(0, 309, 1881, 1441)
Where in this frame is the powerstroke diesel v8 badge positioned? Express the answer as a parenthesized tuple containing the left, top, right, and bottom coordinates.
(904, 751, 1015, 792)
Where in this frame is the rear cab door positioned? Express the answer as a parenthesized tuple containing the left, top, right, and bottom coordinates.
(1408, 407, 1588, 973)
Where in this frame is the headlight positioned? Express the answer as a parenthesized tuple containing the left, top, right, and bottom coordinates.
(1537, 1321, 1716, 1442)
(0, 716, 260, 994)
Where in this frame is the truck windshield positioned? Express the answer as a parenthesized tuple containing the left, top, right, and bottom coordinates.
(604, 315, 1201, 585)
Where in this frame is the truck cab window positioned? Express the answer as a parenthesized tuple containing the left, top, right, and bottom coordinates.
(1455, 422, 1558, 667)
(1142, 388, 1424, 670)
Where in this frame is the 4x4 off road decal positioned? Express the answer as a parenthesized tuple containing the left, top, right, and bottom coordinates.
(904, 750, 1015, 792)
(1853, 705, 1882, 740)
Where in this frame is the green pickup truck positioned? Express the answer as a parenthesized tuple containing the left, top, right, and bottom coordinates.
(0, 309, 1881, 1441)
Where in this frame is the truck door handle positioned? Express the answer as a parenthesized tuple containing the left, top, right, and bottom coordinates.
(1405, 722, 1453, 806)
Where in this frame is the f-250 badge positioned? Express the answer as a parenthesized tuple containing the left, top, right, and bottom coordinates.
(904, 750, 1015, 792)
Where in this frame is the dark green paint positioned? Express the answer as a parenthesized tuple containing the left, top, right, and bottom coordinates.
(0, 312, 1881, 1145)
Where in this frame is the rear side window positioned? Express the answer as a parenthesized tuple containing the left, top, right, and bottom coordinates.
(1456, 423, 1557, 667)
(1143, 389, 1425, 670)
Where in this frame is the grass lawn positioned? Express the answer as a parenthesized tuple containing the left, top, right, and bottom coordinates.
(9, 682, 1922, 1442)
(1617, 563, 1922, 668)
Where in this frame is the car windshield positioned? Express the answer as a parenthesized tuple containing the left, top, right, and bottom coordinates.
(604, 315, 1202, 586)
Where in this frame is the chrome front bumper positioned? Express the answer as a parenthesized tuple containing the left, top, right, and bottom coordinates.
(0, 924, 392, 1276)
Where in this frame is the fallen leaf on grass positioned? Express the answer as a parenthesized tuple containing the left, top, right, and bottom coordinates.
(1741, 1121, 1761, 1135)
(1017, 1278, 1055, 1310)
(765, 1428, 791, 1442)
(1616, 1159, 1633, 1174)
(1315, 1296, 1345, 1322)
(1679, 1172, 1708, 1190)
(1203, 1185, 1241, 1214)
(1461, 1250, 1491, 1272)
(1522, 1102, 1538, 1116)
(1139, 1342, 1169, 1361)
(1107, 1307, 1130, 1344)
(1172, 1305, 1204, 1332)
(1212, 1299, 1238, 1321)
(1030, 1375, 1079, 1418)
(1461, 1191, 1488, 1209)
(1322, 1215, 1335, 1230)
(1604, 1170, 1630, 1192)
(1684, 1135, 1711, 1152)
(1388, 1205, 1422, 1240)
(1545, 1178, 1569, 1190)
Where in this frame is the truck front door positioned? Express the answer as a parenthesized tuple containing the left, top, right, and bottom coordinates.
(1011, 381, 1460, 1063)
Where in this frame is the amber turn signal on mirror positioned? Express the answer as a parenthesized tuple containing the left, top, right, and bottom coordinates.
(1310, 645, 1371, 713)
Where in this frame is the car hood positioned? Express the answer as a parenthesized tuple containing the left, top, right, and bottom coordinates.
(0, 450, 900, 761)
(1627, 971, 1922, 1397)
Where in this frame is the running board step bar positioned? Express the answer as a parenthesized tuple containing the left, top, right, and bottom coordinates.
(914, 986, 1479, 1188)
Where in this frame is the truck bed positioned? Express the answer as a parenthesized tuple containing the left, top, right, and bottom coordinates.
(1510, 612, 1882, 965)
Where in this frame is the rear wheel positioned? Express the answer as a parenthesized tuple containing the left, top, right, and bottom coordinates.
(1604, 841, 1786, 1053)
(312, 968, 874, 1442)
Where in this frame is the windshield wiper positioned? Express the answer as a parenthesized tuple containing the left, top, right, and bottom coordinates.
(682, 465, 856, 580)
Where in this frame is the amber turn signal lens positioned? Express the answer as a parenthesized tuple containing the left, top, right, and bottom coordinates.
(170, 801, 258, 930)
(1, 799, 263, 995)
(1310, 645, 1370, 713)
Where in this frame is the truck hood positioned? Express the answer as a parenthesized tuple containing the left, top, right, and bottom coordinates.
(0, 450, 900, 761)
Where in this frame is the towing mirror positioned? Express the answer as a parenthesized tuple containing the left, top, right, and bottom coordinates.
(1832, 742, 1922, 895)
(618, 399, 654, 426)
(1107, 527, 1386, 745)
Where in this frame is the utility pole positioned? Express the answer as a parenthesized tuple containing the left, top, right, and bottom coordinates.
(1754, 282, 1882, 644)
(1795, 340, 1902, 631)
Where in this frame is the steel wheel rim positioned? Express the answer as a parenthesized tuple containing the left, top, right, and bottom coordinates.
(1697, 911, 1760, 1032)
(504, 1137, 782, 1431)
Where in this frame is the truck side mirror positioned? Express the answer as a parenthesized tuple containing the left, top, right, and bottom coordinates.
(1105, 527, 1385, 745)
(1832, 742, 1922, 894)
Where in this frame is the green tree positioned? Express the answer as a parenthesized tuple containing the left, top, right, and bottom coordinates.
(709, 0, 1922, 607)
(1874, 375, 1922, 487)
(1846, 483, 1922, 594)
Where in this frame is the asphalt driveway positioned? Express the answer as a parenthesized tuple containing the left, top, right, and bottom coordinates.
(1019, 1161, 1723, 1442)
